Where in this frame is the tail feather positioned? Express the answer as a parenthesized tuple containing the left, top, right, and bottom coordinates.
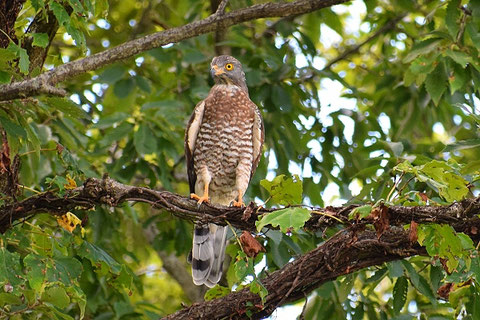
(191, 224, 227, 288)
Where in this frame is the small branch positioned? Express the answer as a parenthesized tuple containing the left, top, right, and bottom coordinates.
(215, 0, 229, 15)
(0, 0, 350, 101)
(323, 14, 406, 70)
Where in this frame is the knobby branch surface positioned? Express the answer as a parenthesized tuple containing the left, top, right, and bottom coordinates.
(163, 227, 430, 319)
(3, 176, 480, 235)
(3, 177, 480, 318)
(0, 0, 349, 101)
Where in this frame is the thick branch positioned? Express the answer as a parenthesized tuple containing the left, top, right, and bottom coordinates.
(163, 227, 429, 319)
(0, 0, 349, 101)
(5, 177, 480, 236)
(5, 178, 480, 318)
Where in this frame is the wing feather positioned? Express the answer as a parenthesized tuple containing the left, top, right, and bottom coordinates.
(250, 103, 264, 180)
(184, 101, 205, 193)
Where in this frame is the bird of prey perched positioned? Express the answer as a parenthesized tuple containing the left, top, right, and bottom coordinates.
(184, 55, 264, 287)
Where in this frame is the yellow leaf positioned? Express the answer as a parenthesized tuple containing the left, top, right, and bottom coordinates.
(65, 174, 77, 190)
(57, 212, 82, 233)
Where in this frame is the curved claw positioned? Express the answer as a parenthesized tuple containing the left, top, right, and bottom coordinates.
(191, 193, 209, 205)
(232, 199, 244, 207)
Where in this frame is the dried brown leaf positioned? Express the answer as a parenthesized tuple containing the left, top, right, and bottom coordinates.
(408, 220, 418, 243)
(240, 231, 265, 258)
(437, 282, 453, 299)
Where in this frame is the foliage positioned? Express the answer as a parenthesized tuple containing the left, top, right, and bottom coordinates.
(0, 0, 480, 318)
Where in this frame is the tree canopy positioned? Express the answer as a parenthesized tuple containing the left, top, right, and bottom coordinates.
(1, 0, 480, 319)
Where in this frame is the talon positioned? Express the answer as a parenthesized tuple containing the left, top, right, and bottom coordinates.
(233, 199, 244, 207)
(191, 193, 209, 204)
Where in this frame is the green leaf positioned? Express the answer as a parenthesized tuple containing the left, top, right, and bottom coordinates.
(249, 279, 268, 302)
(425, 61, 447, 106)
(134, 124, 158, 155)
(114, 78, 135, 98)
(234, 252, 254, 281)
(31, 0, 45, 11)
(409, 56, 437, 75)
(65, 24, 86, 50)
(135, 76, 151, 93)
(42, 286, 70, 309)
(445, 0, 460, 39)
(256, 207, 310, 233)
(348, 205, 372, 220)
(32, 33, 49, 48)
(77, 241, 121, 274)
(403, 38, 442, 63)
(204, 285, 231, 301)
(445, 49, 472, 68)
(6, 43, 29, 75)
(47, 257, 83, 285)
(393, 276, 408, 313)
(0, 248, 22, 288)
(0, 116, 27, 138)
(449, 62, 468, 94)
(113, 300, 134, 318)
(0, 70, 10, 83)
(0, 293, 22, 306)
(387, 260, 405, 278)
(45, 175, 68, 193)
(272, 85, 292, 113)
(23, 254, 46, 291)
(260, 174, 303, 205)
(440, 172, 468, 202)
(67, 0, 85, 13)
(401, 260, 436, 305)
(444, 139, 480, 152)
(44, 97, 88, 118)
(51, 1, 70, 26)
(99, 64, 126, 83)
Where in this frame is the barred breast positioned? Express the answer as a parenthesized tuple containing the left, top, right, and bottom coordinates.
(193, 84, 254, 204)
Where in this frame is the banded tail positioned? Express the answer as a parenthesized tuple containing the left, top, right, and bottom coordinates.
(191, 224, 227, 287)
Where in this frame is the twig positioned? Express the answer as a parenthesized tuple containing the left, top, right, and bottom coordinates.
(0, 0, 350, 101)
(215, 0, 229, 15)
(323, 14, 406, 70)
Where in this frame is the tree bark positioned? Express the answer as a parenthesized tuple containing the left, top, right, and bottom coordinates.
(0, 0, 25, 48)
(5, 177, 480, 318)
(0, 0, 350, 101)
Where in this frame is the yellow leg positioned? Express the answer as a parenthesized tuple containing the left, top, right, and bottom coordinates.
(190, 183, 209, 204)
(232, 189, 245, 207)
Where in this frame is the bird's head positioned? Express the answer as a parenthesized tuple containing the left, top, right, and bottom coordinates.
(210, 55, 248, 92)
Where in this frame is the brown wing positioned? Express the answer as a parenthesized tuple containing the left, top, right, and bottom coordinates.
(250, 103, 264, 180)
(184, 100, 206, 193)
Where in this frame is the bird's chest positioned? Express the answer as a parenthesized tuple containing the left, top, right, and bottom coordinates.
(194, 87, 254, 170)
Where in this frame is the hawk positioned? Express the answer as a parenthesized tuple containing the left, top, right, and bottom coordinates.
(185, 55, 264, 287)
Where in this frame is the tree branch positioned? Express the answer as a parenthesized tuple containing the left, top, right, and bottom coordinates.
(323, 14, 406, 70)
(162, 225, 457, 319)
(5, 178, 480, 318)
(23, 5, 73, 74)
(4, 177, 480, 236)
(0, 0, 349, 101)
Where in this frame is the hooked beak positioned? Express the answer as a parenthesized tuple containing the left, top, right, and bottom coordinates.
(211, 65, 225, 77)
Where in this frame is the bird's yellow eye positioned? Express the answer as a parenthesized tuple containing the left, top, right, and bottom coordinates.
(225, 63, 234, 71)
